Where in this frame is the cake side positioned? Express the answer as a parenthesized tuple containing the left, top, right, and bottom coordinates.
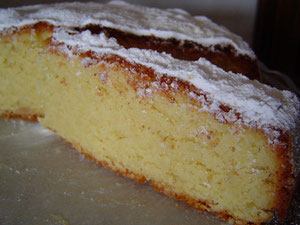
(0, 23, 298, 224)
(0, 1, 260, 79)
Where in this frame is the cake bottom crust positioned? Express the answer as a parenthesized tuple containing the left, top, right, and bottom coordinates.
(1, 110, 44, 122)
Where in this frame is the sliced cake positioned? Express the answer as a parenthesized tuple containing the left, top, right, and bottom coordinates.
(0, 2, 299, 224)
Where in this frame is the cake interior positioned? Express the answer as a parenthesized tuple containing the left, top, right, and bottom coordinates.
(0, 25, 287, 224)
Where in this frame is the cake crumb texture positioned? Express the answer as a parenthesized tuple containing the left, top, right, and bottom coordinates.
(0, 23, 296, 224)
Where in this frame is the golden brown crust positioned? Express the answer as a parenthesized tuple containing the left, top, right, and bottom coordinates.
(73, 143, 148, 184)
(0, 110, 43, 122)
(0, 21, 54, 37)
(272, 132, 295, 220)
(149, 180, 243, 224)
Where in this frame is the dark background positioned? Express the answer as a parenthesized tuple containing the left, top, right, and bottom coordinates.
(254, 0, 300, 89)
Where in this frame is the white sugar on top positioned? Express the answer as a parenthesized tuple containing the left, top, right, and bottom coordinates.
(0, 1, 254, 57)
(52, 29, 299, 132)
(0, 1, 299, 133)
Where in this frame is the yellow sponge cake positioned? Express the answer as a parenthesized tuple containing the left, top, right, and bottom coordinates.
(0, 2, 299, 224)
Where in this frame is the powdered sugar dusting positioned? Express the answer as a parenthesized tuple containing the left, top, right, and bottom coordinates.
(50, 28, 299, 134)
(0, 1, 254, 57)
(0, 2, 299, 135)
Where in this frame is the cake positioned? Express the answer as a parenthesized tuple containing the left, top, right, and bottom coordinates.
(0, 2, 299, 224)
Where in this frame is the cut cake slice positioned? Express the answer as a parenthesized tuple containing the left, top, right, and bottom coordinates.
(0, 2, 299, 224)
